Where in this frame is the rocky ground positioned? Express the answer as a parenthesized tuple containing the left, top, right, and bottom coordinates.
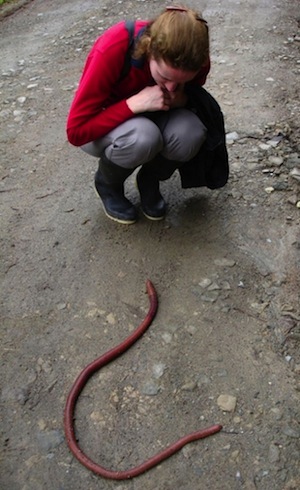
(0, 1, 299, 489)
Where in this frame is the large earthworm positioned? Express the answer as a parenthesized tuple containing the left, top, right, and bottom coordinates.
(64, 280, 222, 480)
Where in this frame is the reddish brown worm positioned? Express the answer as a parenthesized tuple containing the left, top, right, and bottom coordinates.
(64, 280, 223, 480)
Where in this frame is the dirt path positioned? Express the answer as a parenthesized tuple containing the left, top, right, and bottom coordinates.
(1, 1, 299, 489)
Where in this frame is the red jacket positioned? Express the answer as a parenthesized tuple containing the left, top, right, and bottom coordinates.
(66, 20, 210, 147)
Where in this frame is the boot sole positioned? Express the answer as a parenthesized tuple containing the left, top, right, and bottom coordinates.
(141, 210, 165, 221)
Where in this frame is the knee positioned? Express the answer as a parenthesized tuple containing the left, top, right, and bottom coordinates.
(132, 121, 163, 164)
(163, 112, 207, 162)
(110, 119, 163, 167)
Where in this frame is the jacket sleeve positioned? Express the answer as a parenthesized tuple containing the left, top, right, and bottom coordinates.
(66, 36, 134, 147)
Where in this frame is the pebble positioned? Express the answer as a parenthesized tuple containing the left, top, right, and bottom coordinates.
(17, 96, 26, 104)
(152, 363, 166, 379)
(200, 292, 219, 303)
(181, 380, 197, 391)
(288, 195, 298, 205)
(259, 143, 271, 150)
(207, 282, 221, 291)
(1, 386, 30, 405)
(289, 167, 300, 182)
(282, 426, 300, 438)
(268, 156, 284, 166)
(270, 407, 283, 420)
(198, 277, 212, 288)
(268, 443, 280, 463)
(37, 429, 64, 452)
(226, 131, 240, 142)
(273, 181, 289, 191)
(217, 394, 237, 412)
(231, 450, 240, 460)
(140, 381, 159, 396)
(214, 258, 236, 267)
(57, 302, 67, 310)
(197, 374, 210, 385)
(106, 312, 116, 324)
(161, 332, 172, 343)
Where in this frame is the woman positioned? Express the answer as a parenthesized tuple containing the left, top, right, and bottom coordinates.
(67, 5, 210, 224)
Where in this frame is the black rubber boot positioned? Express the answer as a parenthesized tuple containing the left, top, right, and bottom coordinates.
(136, 157, 179, 220)
(95, 156, 137, 224)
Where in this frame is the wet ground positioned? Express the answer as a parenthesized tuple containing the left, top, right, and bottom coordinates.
(1, 1, 299, 489)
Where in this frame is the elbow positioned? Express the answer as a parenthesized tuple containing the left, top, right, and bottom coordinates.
(66, 127, 83, 147)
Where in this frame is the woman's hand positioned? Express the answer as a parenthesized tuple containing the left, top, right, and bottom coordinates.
(127, 85, 186, 113)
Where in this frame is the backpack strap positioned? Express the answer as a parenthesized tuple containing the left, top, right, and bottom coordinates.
(119, 20, 135, 80)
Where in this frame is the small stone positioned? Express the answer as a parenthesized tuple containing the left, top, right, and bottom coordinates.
(1, 386, 30, 405)
(287, 195, 298, 205)
(231, 450, 240, 460)
(259, 143, 271, 150)
(282, 426, 300, 438)
(200, 292, 219, 303)
(182, 445, 196, 458)
(13, 110, 24, 117)
(198, 278, 212, 288)
(38, 419, 47, 431)
(185, 325, 196, 335)
(270, 407, 283, 420)
(268, 156, 283, 166)
(273, 181, 289, 191)
(267, 138, 282, 147)
(140, 382, 159, 396)
(106, 313, 116, 325)
(207, 282, 221, 291)
(217, 369, 228, 377)
(233, 416, 241, 423)
(25, 455, 41, 469)
(289, 167, 300, 182)
(57, 302, 67, 310)
(161, 332, 172, 343)
(217, 394, 237, 412)
(221, 281, 231, 290)
(226, 131, 240, 142)
(152, 363, 166, 379)
(265, 186, 275, 193)
(214, 258, 236, 267)
(181, 381, 197, 391)
(37, 430, 64, 451)
(268, 443, 280, 463)
(17, 96, 27, 104)
(197, 374, 210, 385)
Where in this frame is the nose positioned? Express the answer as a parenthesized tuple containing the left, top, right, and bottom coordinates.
(164, 81, 178, 92)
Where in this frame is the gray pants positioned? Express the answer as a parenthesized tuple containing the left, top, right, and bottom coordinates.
(81, 108, 207, 169)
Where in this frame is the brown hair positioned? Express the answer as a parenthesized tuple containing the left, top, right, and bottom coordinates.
(133, 5, 209, 71)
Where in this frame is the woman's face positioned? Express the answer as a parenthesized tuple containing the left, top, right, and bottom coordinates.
(149, 57, 198, 92)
